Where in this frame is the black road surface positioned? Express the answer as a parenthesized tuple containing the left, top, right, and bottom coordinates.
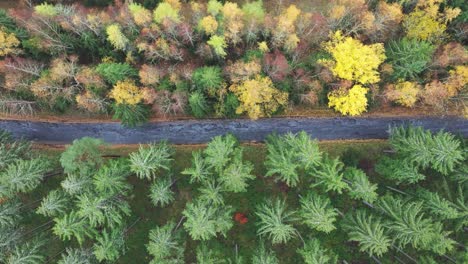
(0, 117, 466, 144)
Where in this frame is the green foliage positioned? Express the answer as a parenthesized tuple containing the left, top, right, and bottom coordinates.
(53, 211, 94, 245)
(182, 201, 233, 241)
(6, 239, 45, 264)
(61, 174, 93, 196)
(147, 221, 184, 264)
(251, 242, 279, 264)
(196, 243, 226, 264)
(417, 189, 460, 220)
(342, 210, 391, 257)
(93, 229, 125, 262)
(198, 180, 225, 206)
(256, 199, 297, 244)
(375, 156, 425, 184)
(181, 151, 211, 184)
(153, 2, 179, 24)
(0, 158, 49, 197)
(311, 155, 348, 194)
(130, 141, 173, 180)
(344, 167, 378, 203)
(389, 126, 464, 175)
(34, 3, 58, 17)
(0, 130, 30, 170)
(189, 92, 209, 118)
(60, 137, 104, 176)
(299, 193, 338, 233)
(297, 238, 338, 264)
(112, 103, 150, 127)
(58, 248, 96, 264)
(219, 150, 255, 193)
(76, 193, 131, 228)
(149, 176, 175, 207)
(207, 35, 227, 57)
(204, 134, 238, 173)
(386, 38, 435, 80)
(377, 195, 455, 254)
(242, 0, 265, 22)
(36, 189, 69, 217)
(93, 159, 131, 196)
(0, 200, 21, 228)
(265, 131, 322, 187)
(192, 66, 223, 95)
(95, 63, 137, 85)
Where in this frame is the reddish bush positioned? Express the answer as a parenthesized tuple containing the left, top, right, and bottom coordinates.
(263, 49, 290, 82)
(234, 212, 248, 225)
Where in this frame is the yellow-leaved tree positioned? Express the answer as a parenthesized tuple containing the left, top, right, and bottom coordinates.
(321, 31, 386, 84)
(106, 24, 128, 50)
(0, 28, 20, 56)
(198, 16, 218, 35)
(385, 81, 421, 107)
(229, 75, 288, 119)
(328, 85, 368, 116)
(404, 0, 460, 42)
(153, 0, 181, 24)
(128, 3, 152, 26)
(109, 80, 144, 105)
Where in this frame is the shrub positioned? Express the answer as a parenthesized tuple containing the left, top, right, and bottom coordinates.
(95, 63, 138, 84)
(386, 38, 435, 80)
(328, 85, 368, 116)
(112, 103, 150, 127)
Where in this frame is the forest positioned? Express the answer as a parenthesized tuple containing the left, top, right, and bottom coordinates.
(0, 125, 466, 263)
(0, 0, 466, 126)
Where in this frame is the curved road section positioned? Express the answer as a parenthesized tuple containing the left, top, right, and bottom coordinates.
(0, 117, 466, 144)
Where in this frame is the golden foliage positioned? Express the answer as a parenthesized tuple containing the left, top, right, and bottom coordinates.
(76, 67, 105, 89)
(421, 80, 450, 109)
(385, 81, 421, 107)
(108, 80, 144, 105)
(446, 65, 468, 96)
(258, 41, 269, 52)
(404, 0, 460, 42)
(139, 64, 160, 86)
(128, 3, 152, 26)
(199, 16, 218, 35)
(328, 85, 368, 116)
(284, 33, 300, 52)
(321, 31, 386, 84)
(153, 1, 180, 24)
(106, 24, 128, 50)
(76, 91, 107, 113)
(229, 75, 288, 119)
(0, 28, 20, 56)
(225, 60, 261, 83)
(222, 2, 244, 44)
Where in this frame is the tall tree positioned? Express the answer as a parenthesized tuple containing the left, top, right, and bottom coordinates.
(0, 158, 49, 197)
(129, 141, 174, 180)
(255, 199, 297, 244)
(59, 137, 105, 176)
(297, 238, 338, 264)
(344, 168, 378, 203)
(311, 155, 348, 194)
(342, 210, 391, 257)
(299, 193, 338, 233)
(146, 221, 185, 264)
(183, 201, 233, 241)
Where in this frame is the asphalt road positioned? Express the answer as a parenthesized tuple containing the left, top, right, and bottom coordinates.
(0, 117, 466, 144)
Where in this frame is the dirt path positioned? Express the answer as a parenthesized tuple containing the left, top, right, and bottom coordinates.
(1, 117, 466, 144)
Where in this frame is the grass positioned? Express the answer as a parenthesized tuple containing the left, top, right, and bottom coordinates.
(22, 140, 391, 263)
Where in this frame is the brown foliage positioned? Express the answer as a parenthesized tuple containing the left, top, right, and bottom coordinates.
(263, 50, 290, 82)
(433, 42, 468, 68)
(152, 90, 187, 116)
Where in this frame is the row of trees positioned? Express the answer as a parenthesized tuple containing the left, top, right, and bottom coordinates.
(0, 0, 466, 125)
(1, 126, 466, 262)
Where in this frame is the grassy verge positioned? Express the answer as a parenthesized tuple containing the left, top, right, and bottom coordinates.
(25, 140, 390, 263)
